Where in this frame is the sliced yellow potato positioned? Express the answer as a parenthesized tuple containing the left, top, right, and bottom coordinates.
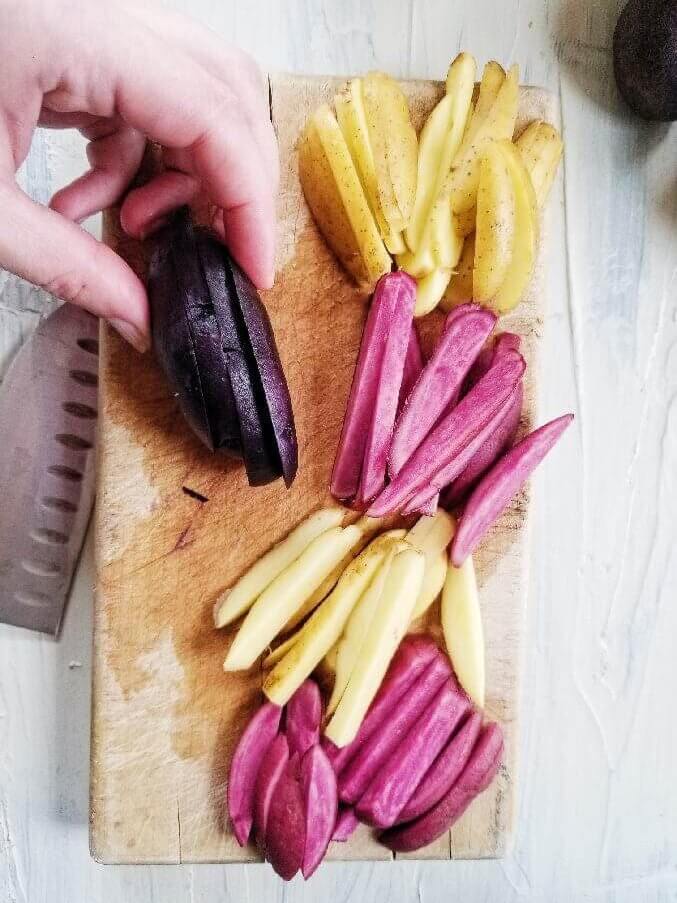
(406, 509, 455, 556)
(516, 120, 563, 208)
(327, 533, 406, 715)
(214, 507, 345, 628)
(414, 268, 453, 318)
(429, 177, 465, 269)
(411, 548, 448, 620)
(224, 523, 363, 671)
(362, 72, 418, 232)
(441, 554, 485, 708)
(324, 642, 339, 674)
(473, 142, 515, 302)
(396, 248, 434, 278)
(324, 546, 425, 747)
(441, 233, 475, 311)
(455, 207, 476, 237)
(262, 536, 394, 705)
(490, 140, 539, 312)
(299, 107, 391, 289)
(263, 632, 297, 669)
(450, 63, 519, 217)
(472, 61, 506, 125)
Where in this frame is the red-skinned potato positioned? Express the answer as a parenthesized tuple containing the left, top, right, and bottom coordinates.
(227, 701, 282, 846)
(254, 733, 290, 841)
(396, 710, 482, 824)
(286, 680, 323, 757)
(301, 744, 338, 878)
(264, 754, 307, 879)
(380, 721, 504, 852)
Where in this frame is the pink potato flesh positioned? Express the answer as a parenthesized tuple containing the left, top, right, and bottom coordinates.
(338, 653, 451, 805)
(355, 676, 470, 828)
(463, 331, 522, 394)
(397, 324, 424, 416)
(356, 275, 417, 505)
(254, 733, 290, 841)
(264, 753, 307, 880)
(368, 350, 526, 516)
(389, 308, 496, 478)
(379, 721, 504, 852)
(442, 383, 523, 508)
(451, 413, 574, 566)
(301, 744, 338, 878)
(286, 679, 323, 757)
(332, 806, 360, 842)
(331, 272, 416, 500)
(227, 700, 282, 846)
(396, 710, 482, 824)
(321, 634, 441, 774)
(402, 486, 439, 516)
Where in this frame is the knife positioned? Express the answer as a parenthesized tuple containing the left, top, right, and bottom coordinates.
(0, 303, 98, 635)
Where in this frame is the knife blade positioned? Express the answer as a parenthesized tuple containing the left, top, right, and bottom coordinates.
(0, 303, 98, 635)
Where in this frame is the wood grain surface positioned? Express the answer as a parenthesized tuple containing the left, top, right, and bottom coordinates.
(91, 74, 556, 865)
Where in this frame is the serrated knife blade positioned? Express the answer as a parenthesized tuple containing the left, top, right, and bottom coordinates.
(0, 303, 98, 635)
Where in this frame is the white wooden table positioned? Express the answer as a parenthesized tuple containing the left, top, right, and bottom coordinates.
(1, 1, 675, 900)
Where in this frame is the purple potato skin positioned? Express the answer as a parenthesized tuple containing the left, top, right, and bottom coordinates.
(264, 753, 307, 880)
(300, 744, 338, 878)
(286, 680, 323, 757)
(254, 733, 290, 842)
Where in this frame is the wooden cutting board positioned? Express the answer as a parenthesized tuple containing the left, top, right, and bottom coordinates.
(92, 73, 557, 865)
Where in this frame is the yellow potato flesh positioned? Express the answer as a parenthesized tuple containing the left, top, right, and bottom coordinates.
(263, 632, 297, 669)
(406, 509, 455, 556)
(455, 207, 477, 237)
(491, 140, 539, 313)
(262, 535, 395, 705)
(299, 107, 391, 289)
(441, 233, 475, 311)
(224, 524, 363, 671)
(213, 507, 345, 628)
(450, 63, 519, 217)
(414, 268, 453, 318)
(324, 546, 425, 747)
(516, 120, 564, 208)
(472, 142, 515, 302)
(471, 61, 506, 126)
(411, 549, 448, 620)
(441, 554, 485, 708)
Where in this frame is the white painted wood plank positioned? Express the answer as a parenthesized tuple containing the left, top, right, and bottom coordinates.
(0, 0, 675, 899)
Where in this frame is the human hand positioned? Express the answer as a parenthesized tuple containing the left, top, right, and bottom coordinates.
(0, 0, 278, 351)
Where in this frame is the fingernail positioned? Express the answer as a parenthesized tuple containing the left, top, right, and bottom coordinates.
(109, 318, 150, 354)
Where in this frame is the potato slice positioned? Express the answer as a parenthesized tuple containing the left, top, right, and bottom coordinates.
(362, 72, 418, 233)
(263, 632, 297, 669)
(327, 531, 407, 715)
(262, 535, 395, 705)
(414, 268, 453, 318)
(450, 63, 519, 217)
(455, 207, 477, 237)
(441, 554, 485, 708)
(472, 142, 515, 302)
(441, 233, 475, 311)
(299, 107, 391, 289)
(224, 524, 364, 671)
(214, 508, 345, 628)
(470, 62, 506, 128)
(411, 548, 448, 620)
(335, 78, 406, 253)
(324, 546, 425, 747)
(516, 120, 563, 208)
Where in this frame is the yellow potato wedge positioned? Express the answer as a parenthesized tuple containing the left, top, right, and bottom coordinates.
(224, 523, 363, 671)
(471, 61, 506, 127)
(299, 106, 391, 289)
(324, 546, 425, 747)
(334, 78, 406, 253)
(262, 535, 394, 705)
(406, 509, 455, 556)
(490, 140, 539, 312)
(441, 554, 485, 708)
(441, 233, 475, 311)
(516, 120, 563, 208)
(324, 643, 339, 674)
(455, 207, 477, 237)
(327, 532, 406, 715)
(473, 141, 515, 302)
(411, 548, 448, 620)
(263, 632, 298, 669)
(450, 63, 519, 217)
(414, 268, 453, 317)
(214, 507, 345, 628)
(362, 72, 418, 233)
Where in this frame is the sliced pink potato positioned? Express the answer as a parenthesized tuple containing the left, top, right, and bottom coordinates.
(332, 806, 360, 842)
(397, 324, 424, 416)
(463, 330, 521, 393)
(254, 733, 290, 841)
(402, 487, 439, 516)
(451, 413, 574, 565)
(301, 744, 338, 878)
(286, 679, 323, 757)
(264, 753, 306, 879)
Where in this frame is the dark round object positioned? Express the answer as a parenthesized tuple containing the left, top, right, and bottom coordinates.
(613, 0, 677, 121)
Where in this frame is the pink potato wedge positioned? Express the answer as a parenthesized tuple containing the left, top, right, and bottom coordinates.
(332, 806, 360, 842)
(228, 700, 282, 846)
(254, 733, 290, 840)
(389, 307, 497, 478)
(451, 413, 574, 566)
(338, 653, 451, 805)
(396, 710, 482, 824)
(301, 744, 338, 877)
(264, 753, 307, 879)
(331, 272, 416, 500)
(463, 331, 521, 393)
(402, 486, 439, 516)
(321, 634, 440, 775)
(397, 324, 424, 416)
(380, 721, 504, 852)
(286, 679, 323, 757)
(355, 676, 470, 828)
(368, 350, 526, 516)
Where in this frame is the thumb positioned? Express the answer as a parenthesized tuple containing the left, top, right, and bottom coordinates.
(0, 182, 149, 352)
